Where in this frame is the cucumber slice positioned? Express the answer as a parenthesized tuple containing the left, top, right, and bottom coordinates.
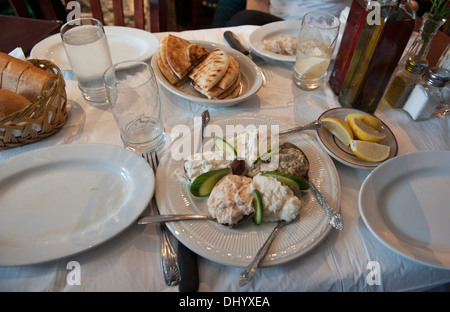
(261, 171, 310, 190)
(254, 145, 281, 164)
(252, 189, 263, 226)
(213, 136, 237, 157)
(190, 168, 230, 197)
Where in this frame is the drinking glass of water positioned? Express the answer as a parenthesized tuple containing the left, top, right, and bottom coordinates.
(104, 61, 166, 153)
(61, 18, 112, 103)
(292, 11, 340, 91)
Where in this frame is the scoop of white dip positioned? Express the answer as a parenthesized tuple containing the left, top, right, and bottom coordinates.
(253, 174, 301, 222)
(207, 174, 255, 225)
(231, 128, 278, 174)
(183, 151, 231, 182)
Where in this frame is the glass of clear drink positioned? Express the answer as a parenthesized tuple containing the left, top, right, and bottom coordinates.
(293, 11, 340, 91)
(61, 18, 113, 103)
(104, 61, 166, 153)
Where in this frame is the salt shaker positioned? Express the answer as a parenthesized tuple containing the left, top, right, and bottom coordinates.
(402, 67, 450, 121)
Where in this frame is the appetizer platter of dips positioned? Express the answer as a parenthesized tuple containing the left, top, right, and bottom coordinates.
(155, 114, 341, 267)
(151, 35, 263, 107)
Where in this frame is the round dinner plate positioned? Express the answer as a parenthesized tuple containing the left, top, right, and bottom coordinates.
(249, 20, 302, 62)
(0, 144, 154, 266)
(359, 150, 450, 270)
(151, 40, 263, 107)
(30, 26, 159, 70)
(316, 108, 398, 169)
(155, 114, 340, 267)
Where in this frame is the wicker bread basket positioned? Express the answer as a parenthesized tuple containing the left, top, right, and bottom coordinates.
(0, 59, 68, 150)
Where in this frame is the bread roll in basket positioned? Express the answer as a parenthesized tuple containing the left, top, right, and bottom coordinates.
(0, 52, 67, 150)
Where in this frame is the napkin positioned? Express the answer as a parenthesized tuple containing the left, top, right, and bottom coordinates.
(8, 47, 27, 61)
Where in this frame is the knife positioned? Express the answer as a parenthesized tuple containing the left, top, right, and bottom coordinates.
(223, 31, 267, 67)
(178, 242, 199, 292)
(177, 110, 211, 292)
(224, 30, 251, 55)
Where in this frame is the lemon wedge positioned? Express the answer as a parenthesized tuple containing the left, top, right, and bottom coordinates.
(350, 140, 390, 162)
(322, 117, 354, 146)
(347, 117, 386, 143)
(345, 113, 381, 130)
(295, 58, 330, 78)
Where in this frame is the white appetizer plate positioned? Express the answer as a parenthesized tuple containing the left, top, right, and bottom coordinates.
(359, 150, 450, 269)
(316, 107, 398, 169)
(249, 20, 301, 62)
(31, 26, 159, 70)
(155, 114, 340, 267)
(0, 144, 154, 266)
(152, 40, 263, 107)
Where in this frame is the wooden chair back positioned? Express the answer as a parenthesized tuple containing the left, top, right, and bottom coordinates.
(8, 0, 167, 33)
(8, 0, 60, 20)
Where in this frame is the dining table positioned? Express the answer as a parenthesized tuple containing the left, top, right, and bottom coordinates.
(1, 17, 450, 294)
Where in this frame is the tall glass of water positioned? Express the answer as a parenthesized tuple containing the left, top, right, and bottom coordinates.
(61, 18, 113, 103)
(292, 11, 340, 91)
(104, 61, 166, 153)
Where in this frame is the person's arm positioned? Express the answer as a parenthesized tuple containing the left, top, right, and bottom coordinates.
(246, 0, 270, 13)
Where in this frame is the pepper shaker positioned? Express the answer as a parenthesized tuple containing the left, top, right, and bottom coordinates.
(384, 58, 427, 108)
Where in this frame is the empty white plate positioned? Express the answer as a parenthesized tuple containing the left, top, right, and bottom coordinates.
(0, 144, 154, 266)
(359, 150, 450, 269)
(31, 26, 159, 70)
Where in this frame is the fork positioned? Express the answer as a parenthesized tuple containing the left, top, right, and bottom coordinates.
(239, 220, 289, 287)
(142, 151, 181, 286)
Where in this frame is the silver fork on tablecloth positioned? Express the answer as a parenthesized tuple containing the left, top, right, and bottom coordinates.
(142, 151, 181, 286)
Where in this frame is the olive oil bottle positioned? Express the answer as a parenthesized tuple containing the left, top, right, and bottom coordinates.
(337, 1, 415, 114)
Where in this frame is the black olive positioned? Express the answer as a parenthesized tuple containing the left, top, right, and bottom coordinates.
(231, 158, 245, 175)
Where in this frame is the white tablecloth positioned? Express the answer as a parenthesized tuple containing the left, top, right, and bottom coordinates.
(1, 25, 449, 292)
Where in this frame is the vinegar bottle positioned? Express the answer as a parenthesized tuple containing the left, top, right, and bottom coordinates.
(337, 0, 416, 114)
(329, 0, 370, 96)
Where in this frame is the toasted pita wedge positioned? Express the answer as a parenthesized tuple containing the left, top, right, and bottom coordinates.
(227, 85, 241, 99)
(166, 34, 208, 79)
(194, 71, 241, 100)
(217, 72, 241, 99)
(192, 80, 225, 99)
(223, 83, 241, 99)
(157, 37, 181, 85)
(216, 55, 239, 90)
(189, 49, 230, 91)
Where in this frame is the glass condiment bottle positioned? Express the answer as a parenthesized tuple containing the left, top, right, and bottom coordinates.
(383, 58, 427, 108)
(402, 67, 450, 120)
(329, 0, 371, 96)
(382, 13, 443, 109)
(435, 44, 450, 115)
(337, 0, 416, 114)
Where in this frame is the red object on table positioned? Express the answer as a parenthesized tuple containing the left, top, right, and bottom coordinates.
(0, 14, 62, 56)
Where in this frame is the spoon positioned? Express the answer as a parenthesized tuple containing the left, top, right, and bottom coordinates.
(283, 142, 344, 231)
(138, 212, 255, 228)
(278, 120, 325, 136)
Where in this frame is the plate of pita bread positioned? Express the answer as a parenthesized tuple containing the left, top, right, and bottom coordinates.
(151, 34, 263, 107)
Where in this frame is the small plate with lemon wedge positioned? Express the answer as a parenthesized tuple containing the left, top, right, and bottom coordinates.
(316, 108, 398, 169)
